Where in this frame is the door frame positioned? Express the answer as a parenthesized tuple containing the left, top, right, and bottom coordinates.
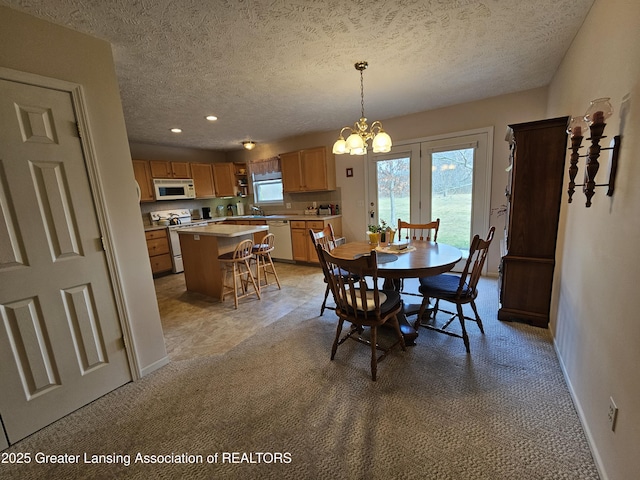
(0, 67, 138, 379)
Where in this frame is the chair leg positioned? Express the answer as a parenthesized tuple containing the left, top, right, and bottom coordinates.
(415, 296, 431, 330)
(391, 315, 407, 351)
(320, 283, 331, 316)
(470, 299, 484, 334)
(243, 259, 261, 300)
(370, 326, 378, 381)
(232, 263, 240, 309)
(456, 303, 470, 353)
(265, 253, 281, 289)
(331, 319, 344, 360)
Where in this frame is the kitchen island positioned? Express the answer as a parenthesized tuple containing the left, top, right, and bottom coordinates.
(178, 224, 269, 299)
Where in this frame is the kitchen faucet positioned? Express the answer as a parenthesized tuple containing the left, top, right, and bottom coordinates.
(251, 205, 265, 216)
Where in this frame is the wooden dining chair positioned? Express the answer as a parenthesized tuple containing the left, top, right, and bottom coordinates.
(397, 218, 440, 242)
(218, 239, 261, 308)
(317, 244, 405, 381)
(251, 233, 281, 292)
(413, 226, 495, 353)
(396, 218, 440, 294)
(310, 224, 342, 315)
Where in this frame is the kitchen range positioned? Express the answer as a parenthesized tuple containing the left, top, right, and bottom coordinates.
(149, 209, 212, 273)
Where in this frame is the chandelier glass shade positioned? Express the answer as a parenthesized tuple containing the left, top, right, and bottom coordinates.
(333, 61, 392, 156)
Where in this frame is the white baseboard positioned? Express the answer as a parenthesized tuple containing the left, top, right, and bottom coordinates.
(138, 355, 170, 377)
(553, 338, 608, 480)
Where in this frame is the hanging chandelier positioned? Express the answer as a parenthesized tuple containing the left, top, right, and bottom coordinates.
(332, 61, 392, 156)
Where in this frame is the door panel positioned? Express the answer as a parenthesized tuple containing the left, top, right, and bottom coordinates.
(0, 78, 131, 444)
(368, 130, 492, 269)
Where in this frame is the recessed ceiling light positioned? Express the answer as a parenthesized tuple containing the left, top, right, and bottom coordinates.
(205, 115, 218, 121)
(170, 128, 182, 133)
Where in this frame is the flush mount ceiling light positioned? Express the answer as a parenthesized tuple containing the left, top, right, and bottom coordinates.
(333, 61, 392, 156)
(242, 141, 256, 150)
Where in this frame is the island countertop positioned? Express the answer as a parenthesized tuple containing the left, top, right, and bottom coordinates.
(177, 223, 268, 237)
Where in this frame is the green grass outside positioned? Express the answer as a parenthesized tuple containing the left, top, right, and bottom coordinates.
(377, 193, 471, 249)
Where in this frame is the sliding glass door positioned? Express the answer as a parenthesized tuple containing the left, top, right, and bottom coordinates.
(367, 129, 492, 258)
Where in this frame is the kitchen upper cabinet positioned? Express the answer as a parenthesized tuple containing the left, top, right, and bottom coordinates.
(132, 159, 154, 202)
(149, 160, 192, 179)
(281, 146, 336, 193)
(191, 163, 216, 198)
(212, 163, 236, 197)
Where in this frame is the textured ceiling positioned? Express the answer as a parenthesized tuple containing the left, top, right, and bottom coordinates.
(1, 0, 594, 151)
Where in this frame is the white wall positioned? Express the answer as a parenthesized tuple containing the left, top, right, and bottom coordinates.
(0, 6, 168, 377)
(547, 1, 640, 478)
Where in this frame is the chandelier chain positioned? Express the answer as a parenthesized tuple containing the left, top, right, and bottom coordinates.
(360, 69, 365, 119)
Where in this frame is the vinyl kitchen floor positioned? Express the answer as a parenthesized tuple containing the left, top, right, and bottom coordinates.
(153, 261, 327, 361)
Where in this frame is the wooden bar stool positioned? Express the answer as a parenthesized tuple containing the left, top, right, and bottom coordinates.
(218, 239, 261, 308)
(251, 233, 281, 292)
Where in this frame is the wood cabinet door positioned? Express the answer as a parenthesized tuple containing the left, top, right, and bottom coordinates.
(301, 147, 328, 191)
(149, 160, 172, 178)
(212, 163, 236, 197)
(171, 161, 192, 178)
(191, 163, 216, 198)
(291, 227, 309, 261)
(132, 159, 154, 202)
(281, 151, 303, 192)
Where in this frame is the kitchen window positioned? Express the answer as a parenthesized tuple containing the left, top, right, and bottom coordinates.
(252, 171, 283, 204)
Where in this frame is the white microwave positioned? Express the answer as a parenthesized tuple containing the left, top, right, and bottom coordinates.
(153, 178, 196, 200)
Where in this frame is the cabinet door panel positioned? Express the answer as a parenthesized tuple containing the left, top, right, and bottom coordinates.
(281, 151, 303, 192)
(301, 147, 328, 191)
(171, 162, 192, 178)
(213, 163, 236, 197)
(132, 160, 154, 202)
(191, 163, 216, 198)
(150, 160, 172, 178)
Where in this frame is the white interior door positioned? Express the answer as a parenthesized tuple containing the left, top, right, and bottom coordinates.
(0, 78, 131, 444)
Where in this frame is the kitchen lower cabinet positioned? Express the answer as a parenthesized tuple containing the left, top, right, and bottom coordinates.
(145, 229, 172, 274)
(291, 218, 342, 263)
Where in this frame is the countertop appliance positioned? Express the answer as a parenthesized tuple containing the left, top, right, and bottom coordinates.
(153, 178, 195, 201)
(150, 209, 208, 273)
(266, 220, 293, 261)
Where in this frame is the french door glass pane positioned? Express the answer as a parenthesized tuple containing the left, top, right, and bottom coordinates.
(376, 157, 410, 228)
(431, 148, 473, 250)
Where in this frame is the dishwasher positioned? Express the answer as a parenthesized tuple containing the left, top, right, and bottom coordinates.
(266, 220, 293, 260)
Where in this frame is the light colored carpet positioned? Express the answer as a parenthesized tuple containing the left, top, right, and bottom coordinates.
(1, 275, 600, 479)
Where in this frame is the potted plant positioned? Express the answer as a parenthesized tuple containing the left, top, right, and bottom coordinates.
(367, 220, 387, 245)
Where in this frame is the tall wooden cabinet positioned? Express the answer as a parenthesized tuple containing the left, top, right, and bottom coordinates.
(498, 117, 569, 328)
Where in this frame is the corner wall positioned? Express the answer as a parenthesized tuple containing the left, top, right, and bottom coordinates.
(0, 6, 168, 376)
(547, 1, 640, 478)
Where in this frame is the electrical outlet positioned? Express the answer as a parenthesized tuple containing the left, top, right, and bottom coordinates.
(286, 203, 291, 209)
(608, 397, 618, 431)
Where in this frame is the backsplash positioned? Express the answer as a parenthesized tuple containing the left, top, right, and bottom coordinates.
(139, 188, 342, 225)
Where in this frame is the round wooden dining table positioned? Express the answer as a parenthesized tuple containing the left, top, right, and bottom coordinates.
(331, 240, 462, 345)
